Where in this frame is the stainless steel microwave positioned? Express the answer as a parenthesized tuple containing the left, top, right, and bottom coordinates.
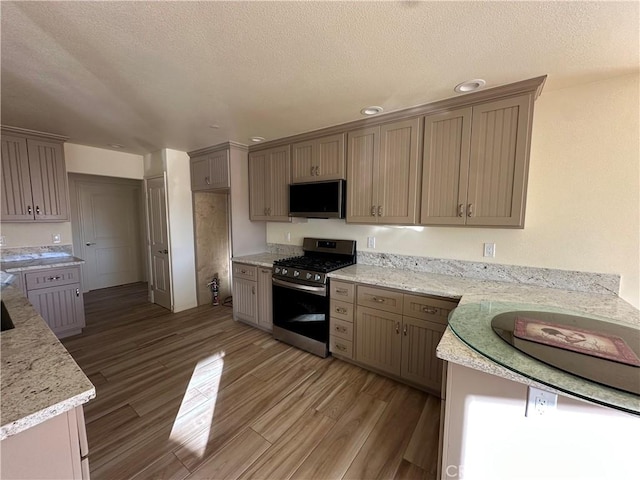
(289, 179, 346, 219)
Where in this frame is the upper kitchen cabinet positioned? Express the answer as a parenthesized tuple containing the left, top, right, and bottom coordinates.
(346, 118, 422, 224)
(291, 133, 345, 183)
(1, 127, 69, 222)
(249, 145, 291, 221)
(189, 148, 229, 191)
(421, 94, 534, 227)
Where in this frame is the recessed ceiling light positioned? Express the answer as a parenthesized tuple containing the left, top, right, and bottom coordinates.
(250, 136, 265, 142)
(108, 143, 124, 149)
(454, 79, 486, 93)
(208, 124, 220, 129)
(360, 106, 384, 116)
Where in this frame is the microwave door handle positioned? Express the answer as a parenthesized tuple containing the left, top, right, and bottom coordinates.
(272, 277, 327, 297)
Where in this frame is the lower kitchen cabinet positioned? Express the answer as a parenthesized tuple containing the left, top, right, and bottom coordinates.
(0, 406, 90, 479)
(232, 263, 272, 332)
(348, 284, 458, 394)
(24, 266, 85, 338)
(329, 280, 355, 359)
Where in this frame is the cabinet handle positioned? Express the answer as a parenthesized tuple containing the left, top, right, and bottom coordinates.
(370, 205, 376, 217)
(403, 325, 407, 336)
(335, 343, 347, 352)
(261, 269, 270, 273)
(335, 307, 347, 314)
(85, 242, 96, 246)
(458, 203, 464, 217)
(310, 166, 315, 176)
(27, 205, 33, 214)
(372, 296, 385, 303)
(378, 205, 383, 217)
(395, 322, 400, 334)
(76, 288, 80, 297)
(158, 249, 168, 254)
(264, 207, 267, 215)
(240, 269, 247, 274)
(252, 286, 255, 294)
(205, 176, 210, 185)
(335, 288, 348, 295)
(47, 275, 62, 281)
(467, 203, 473, 217)
(35, 206, 41, 215)
(335, 325, 347, 333)
(422, 306, 438, 314)
(315, 166, 320, 176)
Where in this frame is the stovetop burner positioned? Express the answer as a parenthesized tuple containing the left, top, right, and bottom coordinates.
(273, 255, 355, 273)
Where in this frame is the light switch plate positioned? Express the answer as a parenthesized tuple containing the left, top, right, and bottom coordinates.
(0, 236, 5, 246)
(52, 233, 61, 244)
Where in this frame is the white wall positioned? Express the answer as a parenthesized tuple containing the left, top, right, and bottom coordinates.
(65, 143, 144, 179)
(267, 73, 640, 308)
(164, 149, 197, 312)
(1, 144, 145, 249)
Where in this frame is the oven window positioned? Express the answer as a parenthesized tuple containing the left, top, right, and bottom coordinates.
(273, 284, 329, 343)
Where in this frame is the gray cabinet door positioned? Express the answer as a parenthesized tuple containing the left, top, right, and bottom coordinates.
(190, 154, 211, 191)
(26, 139, 69, 221)
(401, 316, 446, 391)
(291, 140, 315, 183)
(249, 150, 269, 220)
(292, 133, 345, 183)
(266, 146, 291, 221)
(421, 108, 472, 225)
(28, 282, 85, 338)
(346, 126, 379, 223)
(355, 305, 402, 376)
(467, 94, 533, 227)
(1, 135, 35, 221)
(191, 150, 229, 191)
(232, 277, 258, 325)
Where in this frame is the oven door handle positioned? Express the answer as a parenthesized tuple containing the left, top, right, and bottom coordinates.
(272, 277, 327, 297)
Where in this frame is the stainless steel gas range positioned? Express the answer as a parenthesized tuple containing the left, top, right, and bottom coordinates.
(272, 238, 356, 357)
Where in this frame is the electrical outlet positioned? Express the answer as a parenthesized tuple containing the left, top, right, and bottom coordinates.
(0, 236, 5, 246)
(483, 242, 496, 258)
(526, 386, 557, 417)
(367, 236, 376, 249)
(52, 233, 61, 244)
(285, 232, 291, 242)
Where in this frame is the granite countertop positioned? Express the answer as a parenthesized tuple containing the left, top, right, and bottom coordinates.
(232, 252, 285, 268)
(0, 284, 95, 440)
(1, 255, 85, 272)
(329, 264, 640, 415)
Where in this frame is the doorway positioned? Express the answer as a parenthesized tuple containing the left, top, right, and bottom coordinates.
(69, 174, 145, 292)
(145, 175, 172, 311)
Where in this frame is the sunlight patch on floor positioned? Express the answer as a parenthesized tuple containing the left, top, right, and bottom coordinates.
(169, 351, 225, 458)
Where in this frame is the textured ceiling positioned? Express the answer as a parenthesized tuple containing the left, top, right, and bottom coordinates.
(1, 1, 638, 155)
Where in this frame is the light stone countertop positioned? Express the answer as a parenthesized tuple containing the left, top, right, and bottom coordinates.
(229, 256, 640, 414)
(1, 255, 85, 272)
(0, 284, 95, 440)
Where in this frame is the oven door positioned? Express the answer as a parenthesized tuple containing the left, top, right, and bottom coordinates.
(272, 277, 329, 344)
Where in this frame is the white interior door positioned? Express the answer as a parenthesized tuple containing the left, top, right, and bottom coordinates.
(146, 176, 172, 311)
(78, 183, 143, 290)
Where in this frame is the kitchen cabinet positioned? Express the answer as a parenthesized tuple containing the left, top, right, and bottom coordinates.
(329, 280, 355, 359)
(0, 406, 90, 480)
(353, 284, 457, 394)
(24, 266, 85, 338)
(291, 133, 345, 183)
(248, 145, 291, 221)
(1, 130, 69, 222)
(190, 148, 229, 191)
(420, 94, 534, 227)
(346, 118, 422, 224)
(232, 263, 272, 332)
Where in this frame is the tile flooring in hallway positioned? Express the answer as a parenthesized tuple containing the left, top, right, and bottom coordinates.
(62, 282, 441, 480)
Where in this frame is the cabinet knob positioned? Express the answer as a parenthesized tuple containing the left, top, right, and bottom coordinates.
(467, 203, 473, 217)
(458, 204, 465, 217)
(76, 288, 80, 297)
(395, 322, 400, 334)
(335, 307, 347, 314)
(47, 275, 62, 281)
(27, 205, 33, 215)
(422, 306, 438, 315)
(370, 206, 376, 217)
(403, 324, 407, 336)
(378, 206, 383, 217)
(252, 286, 256, 295)
(35, 206, 41, 215)
(310, 166, 315, 176)
(315, 166, 320, 176)
(205, 176, 210, 185)
(372, 296, 385, 303)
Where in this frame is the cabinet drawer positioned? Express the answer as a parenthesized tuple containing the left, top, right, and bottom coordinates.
(330, 280, 354, 303)
(357, 285, 403, 314)
(233, 263, 257, 281)
(402, 294, 458, 324)
(330, 299, 354, 323)
(330, 318, 353, 341)
(25, 267, 81, 290)
(330, 336, 353, 359)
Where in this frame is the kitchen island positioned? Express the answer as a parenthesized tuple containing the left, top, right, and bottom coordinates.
(0, 283, 95, 478)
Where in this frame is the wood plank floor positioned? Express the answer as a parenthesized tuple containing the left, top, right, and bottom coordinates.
(62, 283, 441, 480)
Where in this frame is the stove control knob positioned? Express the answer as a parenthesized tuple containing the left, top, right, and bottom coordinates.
(274, 267, 281, 274)
(293, 270, 300, 277)
(282, 268, 288, 275)
(314, 274, 321, 281)
(305, 273, 312, 280)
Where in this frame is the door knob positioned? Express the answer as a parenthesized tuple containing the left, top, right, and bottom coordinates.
(158, 249, 168, 254)
(85, 242, 96, 246)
